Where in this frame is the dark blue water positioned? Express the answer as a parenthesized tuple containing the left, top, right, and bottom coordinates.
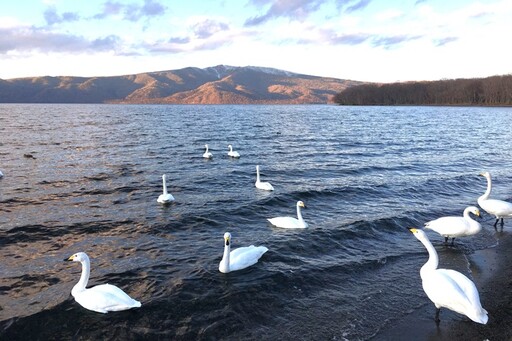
(1, 104, 511, 340)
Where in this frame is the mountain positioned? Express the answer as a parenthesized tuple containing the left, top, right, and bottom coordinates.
(0, 65, 361, 104)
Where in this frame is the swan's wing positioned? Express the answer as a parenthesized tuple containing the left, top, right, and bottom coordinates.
(439, 269, 488, 323)
(440, 269, 485, 310)
(158, 194, 175, 203)
(256, 181, 274, 191)
(424, 217, 468, 236)
(481, 199, 512, 216)
(229, 246, 268, 271)
(75, 284, 141, 313)
(423, 269, 486, 323)
(230, 245, 264, 259)
(267, 217, 301, 228)
(422, 270, 472, 311)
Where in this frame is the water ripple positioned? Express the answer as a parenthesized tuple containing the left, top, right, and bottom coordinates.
(1, 104, 512, 340)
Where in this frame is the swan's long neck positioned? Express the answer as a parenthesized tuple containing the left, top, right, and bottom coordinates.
(463, 208, 481, 233)
(72, 258, 90, 296)
(296, 204, 304, 222)
(463, 208, 476, 223)
(220, 242, 230, 272)
(477, 176, 492, 202)
(481, 175, 492, 201)
(162, 175, 168, 195)
(419, 235, 439, 278)
(256, 166, 261, 182)
(205, 145, 209, 152)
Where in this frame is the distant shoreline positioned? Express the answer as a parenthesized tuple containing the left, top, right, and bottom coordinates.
(334, 75, 512, 106)
(1, 102, 512, 107)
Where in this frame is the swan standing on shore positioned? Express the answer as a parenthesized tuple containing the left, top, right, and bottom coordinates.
(424, 206, 481, 245)
(64, 252, 141, 313)
(203, 144, 213, 159)
(255, 165, 274, 191)
(219, 232, 268, 273)
(409, 228, 488, 324)
(478, 171, 512, 229)
(268, 201, 308, 229)
(227, 145, 240, 158)
(157, 174, 175, 204)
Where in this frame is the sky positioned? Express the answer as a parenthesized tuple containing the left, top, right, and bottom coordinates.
(1, 0, 511, 82)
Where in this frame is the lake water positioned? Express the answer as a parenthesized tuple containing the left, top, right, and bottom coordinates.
(1, 104, 511, 340)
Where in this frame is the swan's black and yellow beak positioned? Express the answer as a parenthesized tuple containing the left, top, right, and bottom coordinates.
(409, 228, 418, 233)
(224, 236, 230, 246)
(64, 255, 74, 262)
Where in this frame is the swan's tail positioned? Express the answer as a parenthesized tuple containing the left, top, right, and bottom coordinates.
(471, 309, 488, 324)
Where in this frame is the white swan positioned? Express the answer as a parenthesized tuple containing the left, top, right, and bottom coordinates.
(255, 165, 274, 191)
(203, 144, 213, 159)
(424, 206, 481, 245)
(219, 232, 268, 273)
(157, 174, 175, 204)
(227, 145, 240, 158)
(409, 228, 488, 324)
(267, 201, 308, 229)
(0, 170, 3, 178)
(64, 252, 141, 313)
(478, 171, 512, 229)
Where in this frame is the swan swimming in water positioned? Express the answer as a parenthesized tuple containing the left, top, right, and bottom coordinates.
(64, 252, 141, 313)
(478, 171, 512, 229)
(227, 145, 240, 158)
(219, 232, 268, 273)
(255, 165, 274, 191)
(203, 144, 213, 159)
(424, 206, 481, 245)
(267, 201, 308, 229)
(157, 174, 175, 204)
(409, 228, 488, 324)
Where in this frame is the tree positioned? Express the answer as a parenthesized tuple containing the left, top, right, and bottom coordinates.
(334, 75, 512, 106)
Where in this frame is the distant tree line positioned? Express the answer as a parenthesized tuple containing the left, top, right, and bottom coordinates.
(333, 74, 512, 106)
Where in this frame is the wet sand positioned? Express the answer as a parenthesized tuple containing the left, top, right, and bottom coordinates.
(374, 229, 512, 341)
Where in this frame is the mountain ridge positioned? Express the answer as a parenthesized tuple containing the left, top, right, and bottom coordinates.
(0, 65, 361, 104)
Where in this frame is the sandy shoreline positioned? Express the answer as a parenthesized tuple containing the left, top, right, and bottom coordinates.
(373, 229, 512, 341)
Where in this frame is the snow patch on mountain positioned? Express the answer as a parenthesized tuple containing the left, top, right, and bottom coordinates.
(203, 65, 299, 79)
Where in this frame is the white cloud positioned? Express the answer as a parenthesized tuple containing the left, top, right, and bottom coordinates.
(0, 16, 29, 29)
(374, 9, 404, 22)
(0, 0, 511, 81)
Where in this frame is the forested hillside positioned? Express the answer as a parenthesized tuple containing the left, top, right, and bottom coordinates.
(334, 75, 512, 106)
